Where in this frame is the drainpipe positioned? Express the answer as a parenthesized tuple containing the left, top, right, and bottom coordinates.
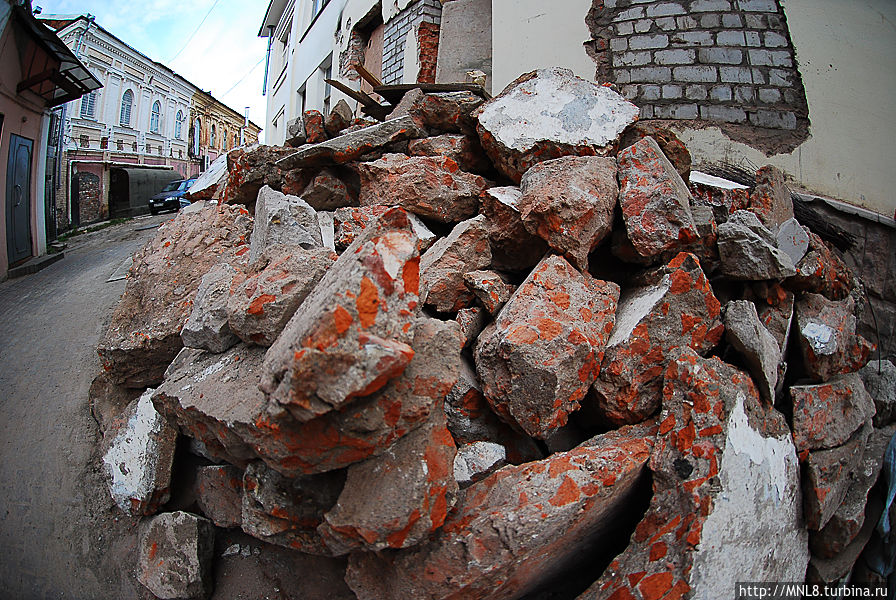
(262, 25, 274, 95)
(54, 14, 94, 230)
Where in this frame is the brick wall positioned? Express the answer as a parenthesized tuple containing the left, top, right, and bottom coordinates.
(76, 172, 102, 225)
(382, 0, 442, 84)
(587, 0, 809, 135)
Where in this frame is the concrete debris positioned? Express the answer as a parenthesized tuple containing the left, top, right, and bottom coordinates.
(453, 440, 506, 487)
(795, 292, 874, 382)
(617, 136, 698, 260)
(275, 116, 427, 171)
(717, 209, 797, 280)
(476, 254, 619, 439)
(300, 168, 358, 211)
(480, 185, 549, 272)
(473, 67, 639, 181)
(285, 115, 307, 147)
(724, 299, 781, 403)
(346, 424, 654, 600)
(98, 201, 252, 387)
(585, 350, 808, 599)
(594, 252, 723, 426)
(519, 155, 618, 271)
(240, 461, 343, 553)
(860, 359, 896, 427)
(227, 244, 336, 347)
(420, 215, 492, 312)
(358, 153, 491, 223)
(250, 186, 322, 263)
(102, 389, 178, 516)
(194, 464, 244, 529)
(137, 511, 215, 600)
(181, 263, 240, 354)
(93, 71, 887, 598)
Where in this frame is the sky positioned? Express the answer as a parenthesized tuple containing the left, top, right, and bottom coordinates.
(36, 0, 270, 141)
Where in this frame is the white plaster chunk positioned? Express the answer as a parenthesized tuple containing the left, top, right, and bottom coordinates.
(478, 68, 639, 152)
(318, 210, 336, 251)
(688, 170, 749, 190)
(453, 441, 507, 485)
(689, 393, 809, 597)
(103, 389, 175, 515)
(802, 321, 837, 355)
(485, 186, 523, 211)
(775, 218, 810, 265)
(375, 230, 418, 279)
(407, 213, 437, 249)
(607, 274, 672, 347)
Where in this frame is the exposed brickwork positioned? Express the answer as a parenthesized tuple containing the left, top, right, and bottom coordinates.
(416, 22, 440, 84)
(587, 0, 809, 141)
(339, 29, 366, 82)
(76, 172, 103, 225)
(382, 0, 442, 85)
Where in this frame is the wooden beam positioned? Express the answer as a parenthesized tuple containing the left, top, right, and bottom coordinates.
(17, 68, 58, 93)
(325, 78, 391, 121)
(352, 64, 384, 89)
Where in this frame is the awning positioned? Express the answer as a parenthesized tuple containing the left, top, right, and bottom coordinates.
(12, 7, 101, 108)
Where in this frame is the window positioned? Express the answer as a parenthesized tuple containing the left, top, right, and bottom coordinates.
(312, 0, 329, 18)
(132, 141, 138, 151)
(222, 128, 228, 150)
(174, 110, 184, 139)
(322, 64, 332, 116)
(146, 144, 152, 154)
(120, 89, 133, 126)
(100, 137, 108, 149)
(79, 135, 89, 148)
(150, 101, 161, 133)
(116, 139, 123, 151)
(210, 124, 216, 148)
(80, 90, 97, 118)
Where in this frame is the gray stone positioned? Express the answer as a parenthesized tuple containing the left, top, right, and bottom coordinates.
(860, 360, 896, 427)
(137, 511, 215, 600)
(181, 263, 240, 354)
(775, 217, 809, 265)
(725, 300, 781, 402)
(227, 244, 336, 347)
(473, 67, 639, 181)
(480, 186, 549, 272)
(717, 210, 797, 280)
(285, 116, 307, 147)
(804, 424, 872, 531)
(324, 99, 354, 137)
(241, 461, 343, 554)
(300, 169, 357, 211)
(250, 186, 322, 264)
(274, 116, 428, 171)
(194, 465, 243, 529)
(790, 374, 875, 453)
(453, 441, 506, 487)
(102, 389, 178, 516)
(420, 215, 492, 313)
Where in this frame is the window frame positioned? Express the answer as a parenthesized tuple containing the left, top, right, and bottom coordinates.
(174, 110, 184, 140)
(80, 90, 97, 119)
(150, 100, 161, 134)
(120, 89, 134, 126)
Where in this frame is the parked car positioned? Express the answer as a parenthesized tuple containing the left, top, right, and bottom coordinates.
(148, 178, 197, 215)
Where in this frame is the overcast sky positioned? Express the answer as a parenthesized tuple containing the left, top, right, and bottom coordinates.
(36, 0, 270, 141)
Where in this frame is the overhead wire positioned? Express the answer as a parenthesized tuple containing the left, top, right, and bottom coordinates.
(220, 57, 265, 98)
(166, 0, 223, 64)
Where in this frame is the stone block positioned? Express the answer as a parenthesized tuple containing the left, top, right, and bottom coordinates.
(358, 153, 490, 223)
(473, 67, 639, 182)
(102, 389, 178, 516)
(300, 168, 357, 211)
(346, 424, 654, 600)
(725, 300, 781, 402)
(227, 244, 336, 347)
(594, 252, 724, 425)
(617, 136, 698, 259)
(860, 360, 896, 427)
(453, 441, 506, 487)
(420, 215, 492, 312)
(194, 465, 243, 529)
(789, 231, 854, 301)
(249, 186, 322, 264)
(137, 511, 215, 600)
(386, 89, 484, 135)
(803, 424, 871, 530)
(519, 155, 618, 270)
(463, 270, 514, 316)
(476, 254, 620, 439)
(791, 374, 875, 453)
(407, 133, 492, 174)
(181, 263, 240, 354)
(717, 210, 797, 280)
(584, 350, 808, 599)
(795, 293, 874, 382)
(673, 65, 718, 82)
(303, 110, 327, 144)
(749, 165, 794, 230)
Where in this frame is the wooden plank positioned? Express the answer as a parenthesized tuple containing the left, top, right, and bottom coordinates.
(325, 79, 391, 121)
(372, 82, 491, 105)
(352, 64, 384, 89)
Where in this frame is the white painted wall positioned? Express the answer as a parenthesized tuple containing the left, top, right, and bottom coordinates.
(491, 0, 595, 94)
(676, 0, 896, 218)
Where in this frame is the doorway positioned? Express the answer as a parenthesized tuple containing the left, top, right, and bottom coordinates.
(6, 134, 33, 265)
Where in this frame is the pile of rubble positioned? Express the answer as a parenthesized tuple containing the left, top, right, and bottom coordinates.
(92, 67, 896, 599)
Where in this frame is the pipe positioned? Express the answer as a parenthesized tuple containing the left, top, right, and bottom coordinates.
(262, 25, 275, 95)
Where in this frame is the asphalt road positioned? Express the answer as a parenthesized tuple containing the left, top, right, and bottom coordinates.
(0, 214, 169, 600)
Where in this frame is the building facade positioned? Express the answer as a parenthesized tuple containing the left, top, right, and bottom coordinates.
(39, 14, 260, 229)
(0, 0, 98, 279)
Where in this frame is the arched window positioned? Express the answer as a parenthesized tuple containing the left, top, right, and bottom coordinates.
(175, 110, 184, 139)
(120, 89, 133, 126)
(150, 101, 161, 133)
(222, 128, 228, 150)
(210, 124, 216, 148)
